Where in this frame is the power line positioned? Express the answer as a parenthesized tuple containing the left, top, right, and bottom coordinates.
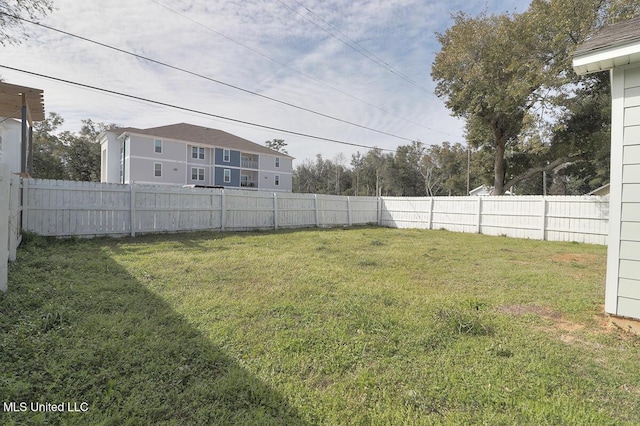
(149, 0, 454, 138)
(0, 64, 397, 152)
(0, 11, 414, 143)
(275, 0, 433, 94)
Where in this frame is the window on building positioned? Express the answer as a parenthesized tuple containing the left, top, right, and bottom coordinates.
(275, 157, 280, 168)
(154, 163, 162, 177)
(154, 139, 162, 154)
(191, 167, 205, 181)
(224, 168, 231, 183)
(191, 146, 205, 160)
(275, 175, 280, 186)
(223, 149, 230, 162)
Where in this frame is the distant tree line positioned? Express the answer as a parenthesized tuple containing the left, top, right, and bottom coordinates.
(293, 139, 609, 196)
(31, 112, 117, 182)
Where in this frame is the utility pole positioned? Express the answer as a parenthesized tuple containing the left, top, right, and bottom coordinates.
(466, 144, 471, 195)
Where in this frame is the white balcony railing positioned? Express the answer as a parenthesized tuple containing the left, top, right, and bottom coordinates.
(240, 180, 258, 188)
(241, 159, 259, 169)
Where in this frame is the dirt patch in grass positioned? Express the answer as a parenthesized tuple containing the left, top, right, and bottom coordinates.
(499, 303, 640, 345)
(498, 304, 561, 319)
(498, 304, 585, 341)
(550, 253, 601, 264)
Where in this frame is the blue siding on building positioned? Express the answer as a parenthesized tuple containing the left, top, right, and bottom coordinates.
(214, 167, 240, 187)
(214, 148, 241, 166)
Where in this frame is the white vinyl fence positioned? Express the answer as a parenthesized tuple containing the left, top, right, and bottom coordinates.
(380, 195, 609, 244)
(22, 179, 379, 237)
(20, 179, 610, 245)
(0, 164, 22, 292)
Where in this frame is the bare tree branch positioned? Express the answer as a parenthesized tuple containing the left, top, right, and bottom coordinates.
(502, 153, 586, 193)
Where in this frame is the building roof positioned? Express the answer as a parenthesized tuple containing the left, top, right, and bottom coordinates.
(573, 16, 640, 75)
(0, 82, 45, 122)
(575, 17, 640, 56)
(116, 123, 293, 158)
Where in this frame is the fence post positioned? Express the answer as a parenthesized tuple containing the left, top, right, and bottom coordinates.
(314, 194, 319, 227)
(129, 184, 136, 237)
(21, 178, 28, 233)
(477, 197, 482, 234)
(221, 190, 226, 231)
(428, 197, 434, 230)
(273, 192, 279, 230)
(8, 175, 20, 261)
(0, 163, 10, 292)
(541, 197, 547, 241)
(377, 197, 382, 226)
(347, 196, 352, 226)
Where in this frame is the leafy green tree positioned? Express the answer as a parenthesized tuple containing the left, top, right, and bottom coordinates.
(432, 0, 640, 195)
(62, 131, 100, 182)
(265, 139, 288, 155)
(32, 112, 67, 180)
(432, 12, 532, 194)
(293, 154, 331, 194)
(66, 119, 118, 182)
(392, 142, 427, 196)
(0, 0, 54, 46)
(361, 149, 394, 196)
(424, 142, 472, 196)
(32, 114, 117, 181)
(550, 74, 611, 194)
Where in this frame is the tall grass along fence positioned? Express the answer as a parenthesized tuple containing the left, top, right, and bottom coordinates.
(0, 164, 22, 292)
(20, 179, 609, 245)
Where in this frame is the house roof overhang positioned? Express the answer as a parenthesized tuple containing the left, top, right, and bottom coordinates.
(0, 82, 45, 123)
(573, 17, 640, 75)
(573, 40, 640, 75)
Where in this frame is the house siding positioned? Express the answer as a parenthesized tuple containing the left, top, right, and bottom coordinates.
(259, 170, 293, 192)
(0, 119, 22, 174)
(99, 132, 122, 183)
(215, 148, 240, 167)
(259, 156, 293, 191)
(215, 167, 240, 187)
(616, 64, 640, 318)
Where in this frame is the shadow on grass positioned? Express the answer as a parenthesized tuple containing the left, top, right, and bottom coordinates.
(98, 226, 370, 254)
(0, 236, 308, 425)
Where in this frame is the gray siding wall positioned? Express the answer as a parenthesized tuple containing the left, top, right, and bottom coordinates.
(128, 135, 186, 185)
(260, 155, 293, 173)
(617, 65, 640, 318)
(259, 171, 293, 192)
(258, 155, 293, 191)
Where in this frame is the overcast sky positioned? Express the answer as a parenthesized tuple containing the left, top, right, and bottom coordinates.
(1, 0, 529, 164)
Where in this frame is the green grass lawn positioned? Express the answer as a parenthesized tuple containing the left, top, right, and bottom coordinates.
(1, 227, 639, 425)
